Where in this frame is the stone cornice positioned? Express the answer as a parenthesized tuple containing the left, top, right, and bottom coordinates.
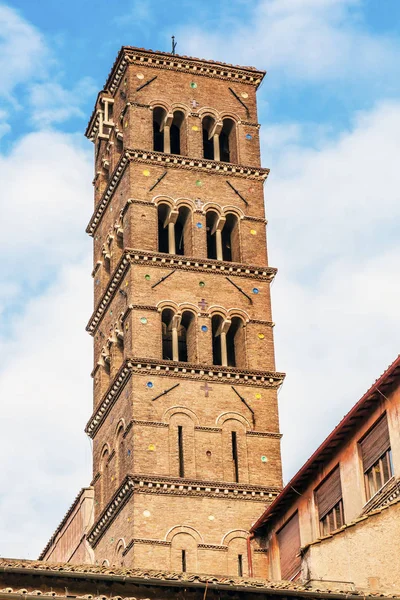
(87, 474, 279, 547)
(86, 48, 265, 134)
(85, 358, 285, 439)
(86, 150, 269, 236)
(86, 250, 276, 335)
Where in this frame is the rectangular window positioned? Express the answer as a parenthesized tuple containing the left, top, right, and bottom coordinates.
(315, 466, 344, 535)
(178, 426, 184, 478)
(237, 554, 243, 577)
(360, 414, 392, 500)
(277, 511, 301, 580)
(231, 431, 239, 482)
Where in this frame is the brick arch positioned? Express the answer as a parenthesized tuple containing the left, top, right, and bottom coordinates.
(100, 443, 110, 467)
(208, 305, 228, 319)
(171, 102, 191, 117)
(198, 106, 220, 121)
(163, 405, 200, 426)
(227, 308, 250, 323)
(152, 195, 175, 209)
(216, 411, 251, 428)
(156, 300, 179, 313)
(149, 99, 171, 113)
(222, 205, 245, 219)
(203, 202, 223, 216)
(221, 529, 249, 545)
(165, 524, 203, 543)
(175, 198, 196, 211)
(114, 419, 126, 440)
(177, 302, 198, 315)
(220, 111, 241, 123)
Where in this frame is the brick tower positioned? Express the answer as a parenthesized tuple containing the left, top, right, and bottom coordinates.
(83, 46, 285, 577)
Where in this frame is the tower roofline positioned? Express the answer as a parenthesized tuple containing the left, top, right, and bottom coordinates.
(85, 46, 266, 137)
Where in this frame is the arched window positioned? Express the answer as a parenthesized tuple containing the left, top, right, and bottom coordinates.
(157, 203, 171, 253)
(178, 311, 196, 362)
(153, 107, 166, 152)
(206, 210, 219, 260)
(212, 316, 246, 368)
(162, 308, 175, 360)
(220, 118, 237, 163)
(175, 206, 192, 256)
(115, 422, 124, 485)
(221, 213, 240, 262)
(171, 110, 185, 155)
(100, 446, 109, 509)
(226, 316, 246, 368)
(202, 116, 216, 160)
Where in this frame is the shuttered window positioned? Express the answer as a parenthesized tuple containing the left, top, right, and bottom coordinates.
(277, 512, 301, 580)
(315, 466, 342, 519)
(360, 414, 393, 500)
(360, 414, 390, 471)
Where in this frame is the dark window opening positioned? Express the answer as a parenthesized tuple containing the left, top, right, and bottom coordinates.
(162, 308, 174, 360)
(365, 449, 393, 499)
(226, 317, 244, 367)
(360, 414, 392, 500)
(238, 554, 243, 577)
(178, 311, 194, 362)
(320, 500, 344, 536)
(178, 425, 184, 478)
(153, 107, 165, 152)
(220, 118, 235, 163)
(171, 110, 184, 155)
(181, 549, 187, 572)
(222, 213, 239, 262)
(157, 204, 170, 253)
(206, 211, 219, 259)
(202, 116, 215, 160)
(175, 206, 191, 256)
(211, 315, 223, 366)
(232, 430, 239, 482)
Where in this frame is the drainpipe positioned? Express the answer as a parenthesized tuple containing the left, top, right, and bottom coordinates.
(247, 532, 254, 577)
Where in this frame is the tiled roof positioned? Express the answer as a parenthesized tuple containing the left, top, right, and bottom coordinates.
(0, 559, 398, 598)
(251, 355, 400, 533)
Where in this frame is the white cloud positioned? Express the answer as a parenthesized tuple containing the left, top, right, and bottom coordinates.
(29, 77, 97, 127)
(0, 4, 49, 100)
(177, 0, 400, 84)
(265, 102, 400, 479)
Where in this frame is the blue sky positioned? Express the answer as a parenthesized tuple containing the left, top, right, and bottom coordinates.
(0, 0, 399, 558)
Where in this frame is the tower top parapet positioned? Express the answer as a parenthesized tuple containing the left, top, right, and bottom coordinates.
(85, 46, 266, 138)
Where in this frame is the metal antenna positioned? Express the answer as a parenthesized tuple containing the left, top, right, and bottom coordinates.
(172, 35, 177, 55)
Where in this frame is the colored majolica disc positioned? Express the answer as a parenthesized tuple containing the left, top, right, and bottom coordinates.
(241, 92, 249, 98)
(255, 392, 262, 400)
(195, 180, 202, 187)
(140, 317, 148, 324)
(192, 125, 199, 131)
(146, 381, 153, 388)
(148, 444, 155, 451)
(199, 281, 205, 287)
(145, 274, 151, 280)
(201, 325, 208, 332)
(250, 229, 257, 235)
(143, 169, 150, 176)
(258, 333, 265, 339)
(261, 456, 268, 463)
(245, 133, 252, 140)
(252, 287, 259, 294)
(196, 222, 202, 228)
(137, 73, 144, 79)
(190, 82, 197, 89)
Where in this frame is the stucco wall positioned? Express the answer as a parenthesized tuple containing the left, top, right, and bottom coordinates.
(302, 500, 400, 593)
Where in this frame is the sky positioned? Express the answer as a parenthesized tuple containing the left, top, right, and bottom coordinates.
(0, 0, 399, 558)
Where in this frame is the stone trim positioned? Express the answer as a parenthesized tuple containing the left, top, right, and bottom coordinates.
(241, 120, 261, 128)
(195, 426, 222, 433)
(86, 151, 269, 235)
(132, 419, 169, 428)
(85, 364, 131, 437)
(86, 359, 285, 438)
(122, 539, 134, 556)
(248, 319, 274, 326)
(198, 544, 228, 552)
(88, 153, 130, 234)
(243, 215, 267, 223)
(88, 479, 134, 547)
(107, 449, 116, 464)
(122, 420, 133, 438)
(130, 538, 171, 546)
(254, 548, 269, 553)
(87, 474, 279, 547)
(86, 251, 276, 334)
(90, 472, 101, 486)
(246, 431, 282, 439)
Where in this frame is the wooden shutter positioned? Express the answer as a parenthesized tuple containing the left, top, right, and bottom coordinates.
(277, 512, 301, 580)
(360, 414, 390, 472)
(315, 466, 342, 520)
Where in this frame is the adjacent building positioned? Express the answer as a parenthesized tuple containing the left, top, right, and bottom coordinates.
(251, 355, 400, 593)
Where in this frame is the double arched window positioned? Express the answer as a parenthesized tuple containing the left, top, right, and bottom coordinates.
(153, 107, 185, 155)
(206, 210, 240, 262)
(211, 315, 246, 368)
(202, 116, 237, 162)
(157, 203, 192, 255)
(162, 308, 196, 363)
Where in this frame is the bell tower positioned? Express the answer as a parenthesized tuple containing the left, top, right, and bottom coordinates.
(84, 46, 285, 577)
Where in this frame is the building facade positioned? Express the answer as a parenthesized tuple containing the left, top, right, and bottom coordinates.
(251, 356, 400, 593)
(40, 46, 285, 577)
